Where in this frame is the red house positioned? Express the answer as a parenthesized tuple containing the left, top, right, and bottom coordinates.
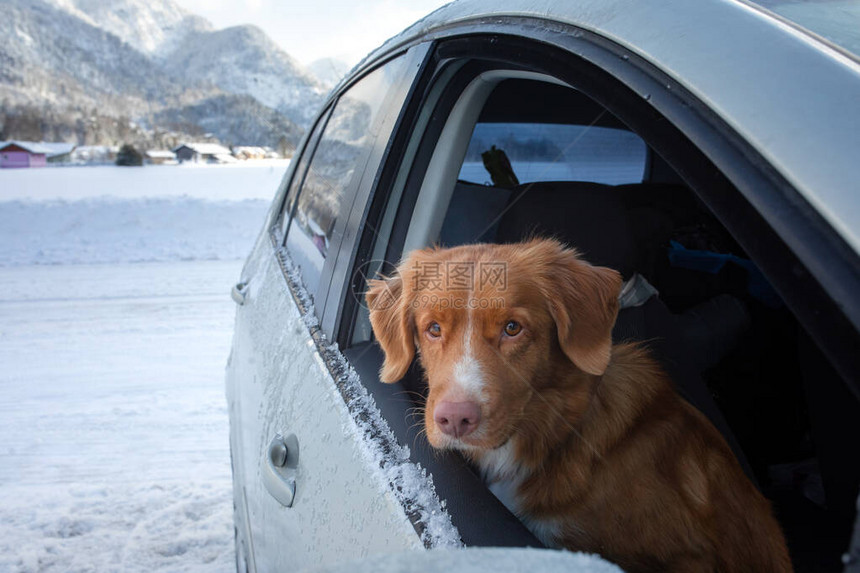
(0, 141, 49, 168)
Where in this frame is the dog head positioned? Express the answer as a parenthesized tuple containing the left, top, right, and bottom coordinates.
(366, 238, 622, 452)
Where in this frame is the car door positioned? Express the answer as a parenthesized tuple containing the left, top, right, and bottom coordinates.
(321, 18, 860, 571)
(225, 44, 460, 573)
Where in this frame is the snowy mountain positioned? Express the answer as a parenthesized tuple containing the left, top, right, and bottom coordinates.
(0, 0, 202, 113)
(164, 24, 327, 127)
(43, 0, 213, 57)
(153, 94, 304, 153)
(0, 0, 326, 148)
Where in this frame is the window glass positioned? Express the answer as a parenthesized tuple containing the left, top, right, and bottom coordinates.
(458, 123, 646, 186)
(278, 106, 333, 237)
(286, 56, 410, 295)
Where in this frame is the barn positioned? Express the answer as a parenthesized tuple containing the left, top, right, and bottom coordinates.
(172, 143, 235, 164)
(145, 150, 177, 165)
(0, 141, 49, 168)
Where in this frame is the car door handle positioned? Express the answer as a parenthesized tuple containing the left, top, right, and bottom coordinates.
(231, 282, 248, 305)
(262, 434, 299, 507)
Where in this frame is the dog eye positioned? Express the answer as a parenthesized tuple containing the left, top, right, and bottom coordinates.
(504, 320, 522, 337)
(427, 322, 442, 338)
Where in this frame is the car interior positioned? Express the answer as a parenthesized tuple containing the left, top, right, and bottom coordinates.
(339, 52, 859, 571)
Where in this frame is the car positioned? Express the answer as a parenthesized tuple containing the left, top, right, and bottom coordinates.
(225, 0, 860, 571)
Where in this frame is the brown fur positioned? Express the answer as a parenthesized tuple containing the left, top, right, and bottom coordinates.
(367, 238, 792, 572)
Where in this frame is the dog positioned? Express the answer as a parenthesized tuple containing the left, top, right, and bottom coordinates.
(366, 238, 792, 572)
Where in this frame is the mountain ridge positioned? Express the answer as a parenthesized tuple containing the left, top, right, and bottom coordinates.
(0, 0, 331, 150)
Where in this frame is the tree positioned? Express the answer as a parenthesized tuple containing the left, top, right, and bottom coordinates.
(116, 143, 143, 166)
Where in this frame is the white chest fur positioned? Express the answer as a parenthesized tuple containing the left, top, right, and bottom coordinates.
(476, 441, 563, 548)
(477, 441, 526, 513)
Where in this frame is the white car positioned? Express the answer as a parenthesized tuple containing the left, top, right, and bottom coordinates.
(226, 1, 860, 571)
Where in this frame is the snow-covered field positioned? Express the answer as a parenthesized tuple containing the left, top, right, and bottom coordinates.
(0, 163, 284, 573)
(0, 160, 291, 202)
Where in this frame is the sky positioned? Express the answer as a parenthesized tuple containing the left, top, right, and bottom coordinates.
(173, 0, 452, 67)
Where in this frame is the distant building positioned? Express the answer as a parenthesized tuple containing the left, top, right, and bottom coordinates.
(0, 141, 79, 168)
(42, 143, 77, 164)
(72, 146, 119, 164)
(145, 150, 177, 165)
(0, 141, 49, 168)
(172, 143, 235, 164)
(233, 146, 268, 160)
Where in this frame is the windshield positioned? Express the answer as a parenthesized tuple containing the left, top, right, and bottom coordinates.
(746, 0, 860, 59)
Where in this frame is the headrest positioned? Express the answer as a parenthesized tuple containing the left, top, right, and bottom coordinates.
(495, 181, 639, 277)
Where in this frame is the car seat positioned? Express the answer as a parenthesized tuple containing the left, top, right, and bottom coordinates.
(493, 180, 757, 482)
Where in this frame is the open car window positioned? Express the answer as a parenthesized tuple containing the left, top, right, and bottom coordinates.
(336, 34, 859, 568)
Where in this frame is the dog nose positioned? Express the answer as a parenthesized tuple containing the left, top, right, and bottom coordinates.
(434, 401, 481, 438)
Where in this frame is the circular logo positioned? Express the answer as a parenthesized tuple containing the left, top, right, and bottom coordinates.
(351, 259, 400, 312)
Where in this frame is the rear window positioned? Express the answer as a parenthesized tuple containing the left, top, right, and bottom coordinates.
(285, 54, 414, 295)
(458, 123, 647, 186)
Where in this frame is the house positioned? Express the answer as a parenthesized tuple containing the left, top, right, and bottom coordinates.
(0, 141, 78, 168)
(72, 146, 119, 164)
(0, 141, 49, 168)
(145, 150, 177, 165)
(172, 143, 235, 164)
(42, 142, 77, 164)
(233, 146, 267, 160)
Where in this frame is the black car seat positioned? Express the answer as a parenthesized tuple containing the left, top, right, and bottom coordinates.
(493, 180, 757, 482)
(439, 180, 512, 246)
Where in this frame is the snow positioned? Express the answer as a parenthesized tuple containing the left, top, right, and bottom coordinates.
(0, 164, 287, 572)
(0, 198, 269, 266)
(145, 150, 176, 159)
(0, 161, 290, 202)
(0, 259, 241, 573)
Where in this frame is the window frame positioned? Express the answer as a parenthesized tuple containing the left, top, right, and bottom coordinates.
(318, 21, 860, 549)
(277, 104, 334, 240)
(270, 104, 334, 241)
(332, 24, 860, 398)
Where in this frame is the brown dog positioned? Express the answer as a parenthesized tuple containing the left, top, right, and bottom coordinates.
(367, 238, 792, 572)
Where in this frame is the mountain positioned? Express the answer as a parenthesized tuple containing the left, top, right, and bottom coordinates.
(44, 0, 213, 57)
(0, 0, 205, 114)
(164, 24, 326, 127)
(0, 0, 327, 149)
(153, 94, 304, 155)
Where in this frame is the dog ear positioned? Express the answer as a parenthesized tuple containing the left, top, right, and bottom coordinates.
(366, 272, 415, 383)
(536, 241, 622, 376)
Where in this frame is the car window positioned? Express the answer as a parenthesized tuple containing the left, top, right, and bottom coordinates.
(335, 28, 860, 564)
(285, 55, 413, 296)
(278, 106, 333, 238)
(458, 123, 646, 186)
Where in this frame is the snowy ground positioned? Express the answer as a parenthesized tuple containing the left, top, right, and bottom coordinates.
(0, 164, 283, 572)
(0, 160, 291, 202)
